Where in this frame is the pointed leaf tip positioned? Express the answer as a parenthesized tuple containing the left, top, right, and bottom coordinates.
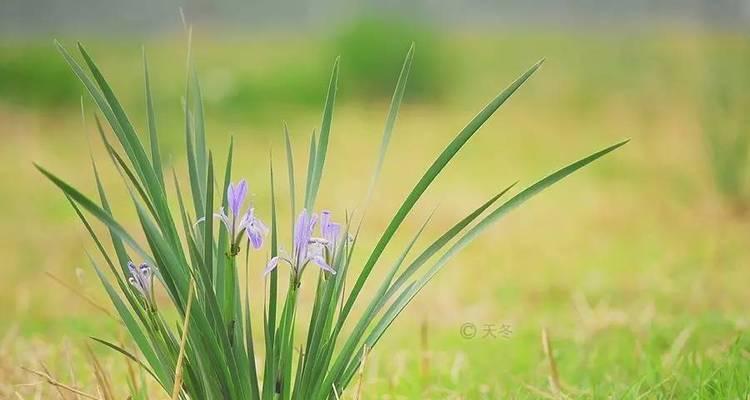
(530, 58, 545, 72)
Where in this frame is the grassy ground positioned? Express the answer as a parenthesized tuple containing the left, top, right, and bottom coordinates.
(1, 31, 750, 398)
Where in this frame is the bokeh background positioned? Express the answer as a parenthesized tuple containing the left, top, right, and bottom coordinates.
(2, 1, 750, 398)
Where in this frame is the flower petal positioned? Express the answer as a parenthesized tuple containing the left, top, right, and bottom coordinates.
(309, 255, 336, 274)
(247, 227, 264, 249)
(194, 208, 231, 232)
(139, 263, 153, 293)
(326, 222, 341, 251)
(228, 179, 248, 217)
(264, 256, 291, 276)
(213, 208, 232, 232)
(320, 210, 331, 234)
(127, 261, 138, 276)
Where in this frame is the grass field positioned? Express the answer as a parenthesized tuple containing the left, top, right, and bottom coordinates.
(1, 31, 749, 398)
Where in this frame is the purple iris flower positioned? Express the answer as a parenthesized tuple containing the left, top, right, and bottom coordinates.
(239, 208, 266, 249)
(319, 210, 342, 254)
(128, 261, 153, 302)
(264, 209, 341, 277)
(227, 179, 248, 218)
(199, 179, 268, 252)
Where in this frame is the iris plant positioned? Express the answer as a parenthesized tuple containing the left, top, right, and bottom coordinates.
(38, 40, 627, 399)
(199, 179, 268, 255)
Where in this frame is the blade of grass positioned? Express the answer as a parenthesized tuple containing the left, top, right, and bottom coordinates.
(283, 123, 296, 234)
(143, 48, 164, 187)
(171, 280, 195, 400)
(365, 43, 414, 202)
(215, 139, 234, 305)
(37, 165, 156, 266)
(243, 241, 261, 400)
(339, 59, 544, 328)
(90, 337, 158, 383)
(203, 154, 215, 303)
(306, 57, 340, 210)
(262, 153, 280, 400)
(192, 69, 208, 190)
(339, 140, 628, 389)
(91, 156, 130, 275)
(303, 130, 317, 211)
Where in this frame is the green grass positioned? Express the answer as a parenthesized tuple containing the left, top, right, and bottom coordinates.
(1, 32, 749, 399)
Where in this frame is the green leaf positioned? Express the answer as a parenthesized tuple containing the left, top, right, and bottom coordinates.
(37, 164, 155, 265)
(203, 153, 215, 299)
(242, 242, 261, 400)
(262, 153, 280, 400)
(90, 337, 158, 382)
(343, 139, 629, 388)
(95, 116, 159, 219)
(303, 130, 317, 211)
(283, 123, 296, 234)
(306, 57, 339, 209)
(339, 59, 544, 326)
(76, 43, 169, 221)
(143, 48, 164, 188)
(90, 155, 130, 276)
(365, 43, 414, 201)
(192, 68, 208, 190)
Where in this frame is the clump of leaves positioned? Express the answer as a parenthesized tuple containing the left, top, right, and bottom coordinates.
(37, 38, 626, 399)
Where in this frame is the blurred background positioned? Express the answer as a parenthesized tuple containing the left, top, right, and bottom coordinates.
(1, 1, 750, 398)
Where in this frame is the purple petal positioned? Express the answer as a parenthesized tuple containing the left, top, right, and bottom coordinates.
(326, 222, 341, 250)
(320, 210, 331, 234)
(139, 263, 151, 277)
(228, 179, 248, 217)
(240, 209, 268, 249)
(139, 263, 152, 294)
(253, 217, 268, 235)
(294, 209, 311, 250)
(127, 261, 138, 276)
(247, 227, 264, 249)
(309, 255, 335, 274)
(309, 213, 319, 233)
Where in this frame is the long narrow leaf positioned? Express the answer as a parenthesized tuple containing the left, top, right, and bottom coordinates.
(143, 49, 164, 187)
(340, 59, 544, 325)
(365, 43, 414, 202)
(306, 58, 339, 209)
